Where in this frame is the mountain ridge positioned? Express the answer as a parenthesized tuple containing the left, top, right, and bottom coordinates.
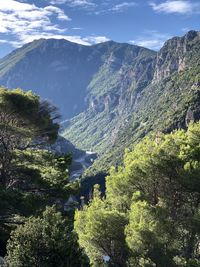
(0, 38, 155, 119)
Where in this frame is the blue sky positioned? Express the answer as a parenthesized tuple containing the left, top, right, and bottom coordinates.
(0, 0, 199, 57)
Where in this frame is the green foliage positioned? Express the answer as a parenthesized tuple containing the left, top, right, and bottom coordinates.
(0, 87, 59, 142)
(75, 122, 200, 266)
(13, 149, 72, 196)
(0, 87, 60, 190)
(0, 87, 84, 266)
(75, 185, 128, 267)
(5, 206, 87, 267)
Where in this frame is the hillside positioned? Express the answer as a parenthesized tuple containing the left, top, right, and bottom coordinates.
(65, 30, 200, 175)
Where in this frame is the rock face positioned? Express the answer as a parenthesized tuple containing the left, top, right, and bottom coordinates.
(63, 30, 200, 174)
(64, 31, 200, 155)
(185, 107, 194, 127)
(90, 93, 120, 113)
(153, 31, 200, 82)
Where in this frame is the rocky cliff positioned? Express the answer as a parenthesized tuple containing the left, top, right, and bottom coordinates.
(153, 30, 200, 82)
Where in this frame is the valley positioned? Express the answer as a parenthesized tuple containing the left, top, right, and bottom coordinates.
(0, 29, 200, 267)
(0, 30, 199, 177)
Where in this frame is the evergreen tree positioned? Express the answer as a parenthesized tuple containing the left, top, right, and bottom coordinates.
(6, 206, 88, 267)
(75, 123, 200, 266)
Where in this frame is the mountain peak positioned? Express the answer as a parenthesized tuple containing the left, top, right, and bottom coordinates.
(185, 30, 199, 40)
(0, 37, 155, 119)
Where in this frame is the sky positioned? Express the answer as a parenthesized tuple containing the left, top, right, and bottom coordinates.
(0, 0, 199, 58)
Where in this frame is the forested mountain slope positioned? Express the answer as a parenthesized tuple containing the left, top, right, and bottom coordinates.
(65, 30, 200, 175)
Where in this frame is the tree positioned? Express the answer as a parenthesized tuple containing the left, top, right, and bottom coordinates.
(74, 185, 128, 267)
(126, 193, 181, 267)
(0, 87, 59, 189)
(12, 149, 72, 197)
(5, 206, 88, 267)
(75, 123, 200, 266)
(0, 87, 78, 258)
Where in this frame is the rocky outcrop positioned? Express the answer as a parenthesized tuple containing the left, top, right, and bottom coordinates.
(153, 31, 200, 82)
(185, 107, 194, 127)
(90, 93, 120, 113)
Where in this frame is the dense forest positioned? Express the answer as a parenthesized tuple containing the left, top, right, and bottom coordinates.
(0, 86, 200, 266)
(75, 124, 200, 266)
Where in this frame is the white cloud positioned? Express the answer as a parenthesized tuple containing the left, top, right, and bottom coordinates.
(18, 33, 91, 46)
(50, 0, 136, 13)
(67, 0, 95, 7)
(83, 36, 110, 44)
(0, 0, 110, 49)
(44, 6, 70, 20)
(181, 27, 190, 32)
(49, 0, 67, 4)
(111, 2, 136, 12)
(150, 0, 200, 14)
(0, 39, 21, 47)
(0, 39, 8, 44)
(0, 0, 73, 47)
(50, 0, 95, 8)
(94, 1, 136, 15)
(72, 27, 83, 30)
(0, 1, 35, 12)
(130, 31, 171, 50)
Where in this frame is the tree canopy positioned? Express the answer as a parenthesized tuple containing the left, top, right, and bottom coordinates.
(0, 87, 60, 189)
(75, 122, 200, 267)
(6, 206, 87, 267)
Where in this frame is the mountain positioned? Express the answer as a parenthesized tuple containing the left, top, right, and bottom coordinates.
(62, 43, 155, 153)
(64, 30, 200, 175)
(0, 39, 154, 119)
(0, 31, 200, 177)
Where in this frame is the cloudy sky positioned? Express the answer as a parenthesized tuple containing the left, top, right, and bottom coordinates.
(0, 0, 199, 57)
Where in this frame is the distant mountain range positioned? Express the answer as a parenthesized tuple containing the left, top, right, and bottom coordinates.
(0, 30, 200, 175)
